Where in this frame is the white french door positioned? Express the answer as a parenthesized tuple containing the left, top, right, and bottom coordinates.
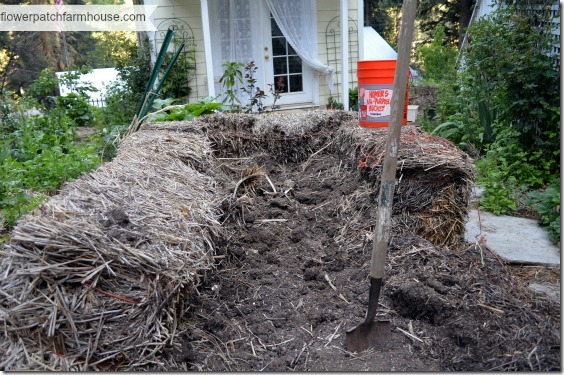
(209, 0, 314, 107)
(262, 8, 313, 105)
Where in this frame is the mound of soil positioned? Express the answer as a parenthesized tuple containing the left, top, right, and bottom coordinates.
(159, 151, 560, 371)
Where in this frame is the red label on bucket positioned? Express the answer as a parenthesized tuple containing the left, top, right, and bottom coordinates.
(365, 89, 393, 118)
(358, 83, 395, 125)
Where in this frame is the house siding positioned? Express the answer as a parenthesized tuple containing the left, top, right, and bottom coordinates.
(150, 0, 209, 101)
(316, 0, 359, 109)
(148, 0, 360, 109)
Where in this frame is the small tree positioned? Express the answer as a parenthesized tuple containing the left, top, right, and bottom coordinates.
(418, 26, 457, 83)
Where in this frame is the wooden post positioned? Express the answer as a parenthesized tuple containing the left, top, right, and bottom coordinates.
(370, 0, 417, 280)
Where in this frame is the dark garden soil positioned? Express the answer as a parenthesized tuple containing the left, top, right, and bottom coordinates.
(159, 151, 560, 371)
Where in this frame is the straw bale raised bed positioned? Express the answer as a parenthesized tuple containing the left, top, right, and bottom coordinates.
(0, 110, 476, 370)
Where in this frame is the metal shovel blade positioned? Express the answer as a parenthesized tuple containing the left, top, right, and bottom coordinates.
(345, 320, 391, 353)
(345, 277, 391, 353)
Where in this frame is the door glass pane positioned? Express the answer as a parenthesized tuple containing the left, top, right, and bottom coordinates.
(273, 57, 287, 75)
(288, 55, 302, 74)
(271, 16, 283, 37)
(272, 37, 286, 56)
(287, 43, 297, 56)
(289, 74, 303, 92)
(274, 75, 289, 93)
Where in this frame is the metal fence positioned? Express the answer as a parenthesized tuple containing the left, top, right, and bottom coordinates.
(88, 97, 106, 108)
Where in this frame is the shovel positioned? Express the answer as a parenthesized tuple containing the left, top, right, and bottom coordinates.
(345, 0, 417, 353)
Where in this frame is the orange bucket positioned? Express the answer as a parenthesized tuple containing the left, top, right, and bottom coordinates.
(357, 59, 409, 128)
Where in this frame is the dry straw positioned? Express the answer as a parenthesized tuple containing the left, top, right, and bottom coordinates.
(0, 126, 221, 370)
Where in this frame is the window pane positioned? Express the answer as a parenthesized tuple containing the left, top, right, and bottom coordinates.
(288, 43, 297, 55)
(272, 37, 286, 56)
(288, 55, 302, 74)
(271, 17, 283, 37)
(289, 75, 303, 92)
(274, 75, 288, 93)
(273, 57, 287, 75)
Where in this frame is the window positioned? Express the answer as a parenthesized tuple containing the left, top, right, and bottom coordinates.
(271, 15, 303, 93)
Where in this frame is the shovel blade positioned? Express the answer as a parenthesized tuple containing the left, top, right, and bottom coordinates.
(345, 320, 391, 353)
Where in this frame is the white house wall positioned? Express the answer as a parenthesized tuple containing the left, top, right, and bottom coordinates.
(317, 0, 359, 108)
(150, 0, 209, 101)
(148, 0, 360, 109)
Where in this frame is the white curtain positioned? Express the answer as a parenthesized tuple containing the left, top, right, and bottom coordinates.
(208, 0, 265, 104)
(266, 0, 334, 91)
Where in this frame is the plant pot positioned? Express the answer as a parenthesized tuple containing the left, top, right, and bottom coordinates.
(407, 105, 419, 122)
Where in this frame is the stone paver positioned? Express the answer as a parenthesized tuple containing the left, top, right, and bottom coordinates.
(464, 209, 560, 267)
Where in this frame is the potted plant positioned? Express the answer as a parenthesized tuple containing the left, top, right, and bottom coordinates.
(326, 97, 344, 110)
(326, 96, 336, 110)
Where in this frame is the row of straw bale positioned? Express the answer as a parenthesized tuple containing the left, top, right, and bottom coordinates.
(334, 121, 475, 247)
(0, 126, 221, 370)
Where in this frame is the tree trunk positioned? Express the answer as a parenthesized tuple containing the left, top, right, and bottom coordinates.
(133, 0, 149, 52)
(458, 0, 474, 49)
(364, 0, 372, 26)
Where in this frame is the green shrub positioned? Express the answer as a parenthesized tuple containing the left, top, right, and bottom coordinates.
(418, 26, 457, 84)
(462, 2, 559, 163)
(527, 178, 561, 247)
(56, 93, 96, 127)
(430, 1, 560, 222)
(102, 34, 152, 126)
(26, 69, 59, 109)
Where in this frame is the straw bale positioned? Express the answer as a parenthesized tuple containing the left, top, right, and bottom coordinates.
(335, 122, 475, 247)
(198, 110, 356, 162)
(0, 128, 221, 370)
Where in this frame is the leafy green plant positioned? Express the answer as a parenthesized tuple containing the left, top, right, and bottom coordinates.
(0, 109, 99, 228)
(219, 61, 244, 109)
(240, 61, 268, 113)
(476, 125, 558, 216)
(267, 76, 285, 112)
(349, 86, 358, 111)
(147, 97, 223, 122)
(326, 97, 343, 110)
(430, 120, 468, 148)
(527, 178, 561, 247)
(418, 26, 457, 83)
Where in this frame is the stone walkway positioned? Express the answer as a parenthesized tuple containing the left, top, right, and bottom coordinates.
(464, 187, 560, 304)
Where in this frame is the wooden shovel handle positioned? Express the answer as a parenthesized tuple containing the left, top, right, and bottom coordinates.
(370, 0, 417, 279)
